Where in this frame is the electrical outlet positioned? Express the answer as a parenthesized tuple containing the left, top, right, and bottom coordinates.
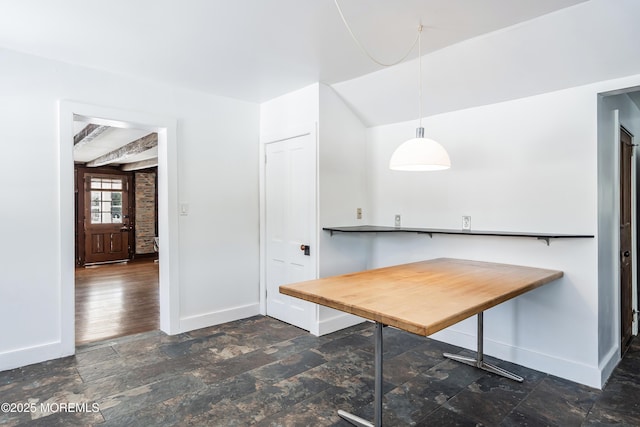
(462, 215, 471, 230)
(357, 208, 362, 220)
(395, 214, 401, 227)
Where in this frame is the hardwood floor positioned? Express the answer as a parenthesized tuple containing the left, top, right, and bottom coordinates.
(75, 259, 159, 345)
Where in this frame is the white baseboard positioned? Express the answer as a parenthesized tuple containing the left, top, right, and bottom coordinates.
(315, 312, 365, 337)
(431, 328, 604, 389)
(179, 303, 261, 333)
(0, 341, 73, 372)
(599, 344, 620, 387)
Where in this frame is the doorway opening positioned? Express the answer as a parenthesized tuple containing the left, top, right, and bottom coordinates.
(621, 126, 635, 355)
(59, 101, 180, 353)
(73, 120, 160, 344)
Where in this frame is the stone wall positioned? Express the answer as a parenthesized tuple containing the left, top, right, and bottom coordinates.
(134, 171, 156, 254)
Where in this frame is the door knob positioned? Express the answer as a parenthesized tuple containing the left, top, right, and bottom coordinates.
(300, 245, 310, 256)
(624, 251, 630, 257)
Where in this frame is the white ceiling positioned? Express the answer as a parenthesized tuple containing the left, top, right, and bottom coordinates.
(0, 0, 588, 104)
(9, 0, 638, 161)
(5, 0, 638, 164)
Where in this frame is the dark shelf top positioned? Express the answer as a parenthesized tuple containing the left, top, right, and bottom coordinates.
(323, 225, 594, 245)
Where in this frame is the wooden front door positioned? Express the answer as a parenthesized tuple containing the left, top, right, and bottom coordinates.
(620, 127, 634, 354)
(84, 173, 133, 264)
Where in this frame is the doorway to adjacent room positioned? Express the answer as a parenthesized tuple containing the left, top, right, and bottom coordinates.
(620, 126, 635, 354)
(73, 121, 161, 345)
(60, 101, 178, 349)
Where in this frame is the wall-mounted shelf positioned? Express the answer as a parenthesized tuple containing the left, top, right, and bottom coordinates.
(323, 225, 594, 246)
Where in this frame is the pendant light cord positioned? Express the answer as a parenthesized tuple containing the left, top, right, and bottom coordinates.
(334, 0, 420, 67)
(418, 24, 423, 129)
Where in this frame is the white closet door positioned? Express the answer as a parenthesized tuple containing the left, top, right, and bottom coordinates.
(265, 132, 316, 331)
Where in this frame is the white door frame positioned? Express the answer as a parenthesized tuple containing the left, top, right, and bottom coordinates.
(58, 101, 181, 355)
(259, 123, 319, 317)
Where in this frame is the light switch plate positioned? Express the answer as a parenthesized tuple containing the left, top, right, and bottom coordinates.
(180, 203, 189, 216)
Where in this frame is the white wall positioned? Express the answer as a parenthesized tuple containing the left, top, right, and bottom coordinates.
(366, 75, 640, 388)
(316, 84, 370, 332)
(259, 84, 319, 140)
(176, 93, 260, 331)
(318, 84, 370, 277)
(0, 48, 260, 371)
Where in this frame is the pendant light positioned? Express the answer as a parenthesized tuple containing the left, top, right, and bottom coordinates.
(389, 26, 451, 171)
(334, 1, 450, 170)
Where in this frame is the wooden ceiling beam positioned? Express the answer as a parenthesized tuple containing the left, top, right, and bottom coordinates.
(74, 124, 108, 149)
(120, 158, 158, 171)
(86, 132, 158, 167)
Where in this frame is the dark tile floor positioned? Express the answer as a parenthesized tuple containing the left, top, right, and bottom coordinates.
(0, 316, 638, 426)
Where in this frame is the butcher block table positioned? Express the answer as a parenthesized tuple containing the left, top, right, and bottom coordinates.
(280, 258, 563, 427)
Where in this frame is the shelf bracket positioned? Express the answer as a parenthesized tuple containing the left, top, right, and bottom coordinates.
(537, 237, 551, 246)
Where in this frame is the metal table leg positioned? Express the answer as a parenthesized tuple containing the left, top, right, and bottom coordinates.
(338, 321, 384, 427)
(443, 312, 523, 382)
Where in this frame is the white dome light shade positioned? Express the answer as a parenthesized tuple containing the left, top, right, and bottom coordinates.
(389, 136, 451, 171)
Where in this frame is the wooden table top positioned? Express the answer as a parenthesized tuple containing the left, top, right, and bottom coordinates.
(280, 258, 563, 336)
